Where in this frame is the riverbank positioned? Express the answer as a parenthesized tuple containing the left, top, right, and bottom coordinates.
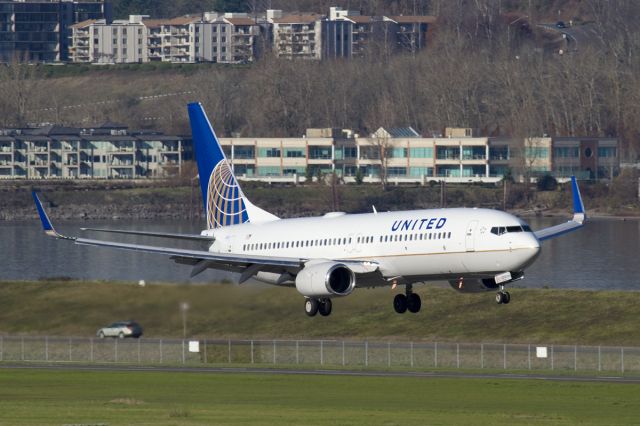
(1, 280, 639, 346)
(2, 178, 639, 221)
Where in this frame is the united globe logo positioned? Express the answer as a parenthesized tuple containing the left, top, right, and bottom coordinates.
(206, 160, 248, 229)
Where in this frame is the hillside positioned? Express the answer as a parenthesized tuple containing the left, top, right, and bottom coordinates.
(1, 280, 639, 346)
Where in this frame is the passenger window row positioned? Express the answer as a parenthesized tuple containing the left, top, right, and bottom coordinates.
(243, 231, 453, 252)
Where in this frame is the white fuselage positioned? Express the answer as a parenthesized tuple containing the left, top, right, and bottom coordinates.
(205, 208, 541, 285)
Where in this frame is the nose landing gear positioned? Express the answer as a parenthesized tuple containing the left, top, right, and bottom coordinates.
(495, 286, 511, 304)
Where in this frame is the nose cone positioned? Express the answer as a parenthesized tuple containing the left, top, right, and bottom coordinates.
(523, 232, 541, 266)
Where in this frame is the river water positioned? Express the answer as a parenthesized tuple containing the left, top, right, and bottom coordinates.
(1, 217, 638, 290)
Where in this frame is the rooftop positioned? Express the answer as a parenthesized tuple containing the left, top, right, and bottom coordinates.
(274, 14, 323, 24)
(388, 16, 437, 24)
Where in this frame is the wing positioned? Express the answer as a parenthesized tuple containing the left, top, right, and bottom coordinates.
(80, 227, 214, 242)
(533, 176, 586, 242)
(33, 192, 302, 278)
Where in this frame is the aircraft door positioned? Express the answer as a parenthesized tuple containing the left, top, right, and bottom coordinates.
(465, 220, 478, 252)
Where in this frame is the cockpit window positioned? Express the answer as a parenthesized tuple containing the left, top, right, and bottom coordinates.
(490, 227, 506, 236)
(491, 225, 532, 235)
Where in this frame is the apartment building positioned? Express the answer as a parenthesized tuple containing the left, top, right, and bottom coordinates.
(218, 127, 619, 184)
(0, 122, 619, 182)
(195, 12, 261, 64)
(322, 7, 435, 59)
(70, 12, 262, 64)
(144, 16, 198, 63)
(0, 123, 185, 178)
(272, 13, 323, 60)
(70, 15, 147, 63)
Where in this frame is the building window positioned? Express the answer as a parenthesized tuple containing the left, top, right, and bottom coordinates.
(359, 146, 380, 160)
(385, 147, 407, 158)
(258, 147, 280, 158)
(489, 165, 509, 178)
(436, 165, 460, 177)
(598, 147, 617, 158)
(283, 167, 305, 176)
(308, 146, 331, 159)
(462, 146, 486, 160)
(409, 167, 433, 177)
(554, 147, 579, 158)
(284, 148, 305, 158)
(387, 167, 407, 177)
(489, 146, 509, 160)
(436, 146, 460, 160)
(257, 166, 281, 176)
(462, 165, 485, 177)
(409, 147, 433, 158)
(525, 146, 549, 159)
(233, 145, 255, 159)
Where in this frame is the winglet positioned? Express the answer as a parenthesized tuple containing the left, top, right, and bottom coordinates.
(32, 192, 72, 240)
(570, 176, 586, 224)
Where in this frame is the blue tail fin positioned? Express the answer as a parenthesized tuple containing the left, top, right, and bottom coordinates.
(188, 102, 278, 229)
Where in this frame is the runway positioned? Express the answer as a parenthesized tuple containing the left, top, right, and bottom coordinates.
(1, 362, 639, 384)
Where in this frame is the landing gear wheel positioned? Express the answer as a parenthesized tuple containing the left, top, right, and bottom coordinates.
(304, 298, 319, 317)
(407, 293, 422, 313)
(393, 294, 408, 314)
(495, 291, 510, 304)
(98, 331, 105, 339)
(118, 332, 125, 339)
(319, 299, 332, 316)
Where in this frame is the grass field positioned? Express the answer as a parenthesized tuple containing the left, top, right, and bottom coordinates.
(1, 280, 640, 346)
(0, 368, 639, 425)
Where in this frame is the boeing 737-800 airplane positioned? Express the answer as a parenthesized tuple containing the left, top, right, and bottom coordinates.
(34, 103, 586, 317)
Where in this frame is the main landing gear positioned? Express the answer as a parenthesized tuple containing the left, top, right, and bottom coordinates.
(495, 286, 511, 305)
(393, 284, 421, 314)
(304, 298, 332, 317)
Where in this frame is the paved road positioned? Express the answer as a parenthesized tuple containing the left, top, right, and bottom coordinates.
(537, 23, 602, 51)
(2, 363, 639, 384)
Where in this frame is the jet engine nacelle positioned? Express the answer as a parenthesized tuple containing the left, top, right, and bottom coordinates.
(295, 262, 356, 298)
(449, 278, 500, 293)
